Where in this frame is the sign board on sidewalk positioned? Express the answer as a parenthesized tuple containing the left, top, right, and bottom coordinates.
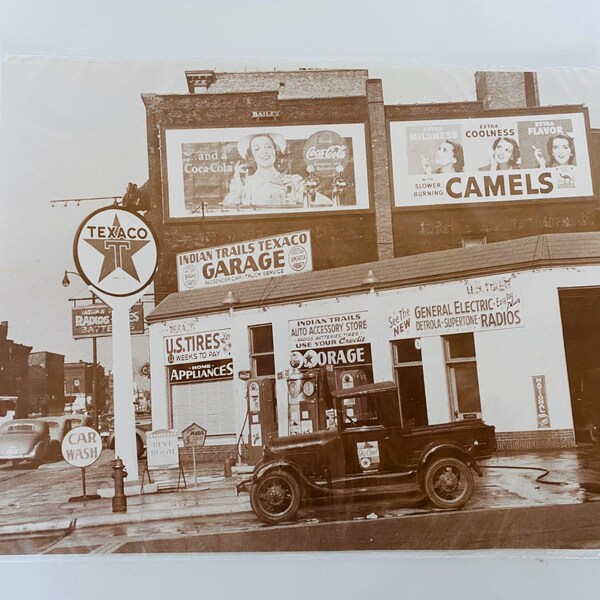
(61, 426, 103, 468)
(146, 429, 180, 469)
(72, 302, 145, 339)
(182, 423, 207, 447)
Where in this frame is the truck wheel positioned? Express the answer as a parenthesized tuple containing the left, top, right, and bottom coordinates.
(250, 470, 301, 524)
(424, 457, 474, 510)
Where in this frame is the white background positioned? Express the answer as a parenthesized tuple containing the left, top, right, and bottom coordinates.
(2, 0, 600, 597)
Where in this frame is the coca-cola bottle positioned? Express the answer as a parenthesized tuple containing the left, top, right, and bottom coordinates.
(331, 164, 348, 206)
(303, 165, 319, 208)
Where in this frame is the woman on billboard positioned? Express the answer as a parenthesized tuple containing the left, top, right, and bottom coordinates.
(420, 140, 465, 174)
(533, 133, 577, 168)
(479, 137, 521, 171)
(223, 133, 302, 206)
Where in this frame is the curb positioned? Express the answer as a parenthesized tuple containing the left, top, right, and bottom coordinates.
(0, 518, 76, 538)
(0, 499, 253, 538)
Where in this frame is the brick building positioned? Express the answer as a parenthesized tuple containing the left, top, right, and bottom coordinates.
(140, 68, 600, 452)
(28, 351, 65, 415)
(139, 69, 599, 302)
(64, 360, 106, 415)
(0, 321, 32, 417)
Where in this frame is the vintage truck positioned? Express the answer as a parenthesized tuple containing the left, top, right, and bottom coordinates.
(240, 381, 496, 524)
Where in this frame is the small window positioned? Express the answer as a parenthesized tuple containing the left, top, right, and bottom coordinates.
(446, 333, 476, 359)
(462, 235, 487, 248)
(342, 395, 380, 427)
(249, 325, 275, 378)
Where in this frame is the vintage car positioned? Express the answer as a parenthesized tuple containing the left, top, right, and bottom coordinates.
(241, 381, 496, 524)
(37, 415, 93, 460)
(0, 419, 50, 467)
(105, 414, 151, 458)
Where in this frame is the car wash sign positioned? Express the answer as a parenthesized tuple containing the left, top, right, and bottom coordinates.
(289, 312, 371, 369)
(387, 275, 525, 339)
(72, 303, 144, 338)
(164, 327, 233, 385)
(176, 231, 312, 291)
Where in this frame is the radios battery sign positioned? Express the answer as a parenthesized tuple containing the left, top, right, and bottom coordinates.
(71, 302, 144, 338)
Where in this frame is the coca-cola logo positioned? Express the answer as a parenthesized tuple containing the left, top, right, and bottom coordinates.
(305, 145, 347, 161)
(303, 130, 350, 177)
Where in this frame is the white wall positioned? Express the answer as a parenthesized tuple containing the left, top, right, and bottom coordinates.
(148, 265, 600, 440)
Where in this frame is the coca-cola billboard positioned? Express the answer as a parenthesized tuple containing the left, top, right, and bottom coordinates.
(164, 123, 370, 218)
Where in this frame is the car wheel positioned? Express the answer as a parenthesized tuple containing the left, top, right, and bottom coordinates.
(48, 441, 61, 461)
(250, 470, 301, 524)
(136, 435, 145, 459)
(424, 457, 474, 510)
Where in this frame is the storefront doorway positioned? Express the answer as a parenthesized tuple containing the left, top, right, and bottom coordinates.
(559, 288, 600, 443)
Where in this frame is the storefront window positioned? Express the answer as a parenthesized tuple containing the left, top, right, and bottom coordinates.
(392, 339, 428, 427)
(249, 324, 275, 377)
(444, 333, 482, 420)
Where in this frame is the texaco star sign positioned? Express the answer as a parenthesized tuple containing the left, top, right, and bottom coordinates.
(74, 206, 158, 297)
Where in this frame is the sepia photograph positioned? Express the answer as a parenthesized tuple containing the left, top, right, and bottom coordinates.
(2, 1, 600, 598)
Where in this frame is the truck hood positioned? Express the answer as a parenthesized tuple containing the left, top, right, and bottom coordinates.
(265, 429, 338, 456)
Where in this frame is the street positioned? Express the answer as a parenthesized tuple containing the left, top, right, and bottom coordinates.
(2, 446, 600, 554)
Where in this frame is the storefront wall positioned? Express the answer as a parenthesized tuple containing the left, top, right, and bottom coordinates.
(149, 265, 600, 449)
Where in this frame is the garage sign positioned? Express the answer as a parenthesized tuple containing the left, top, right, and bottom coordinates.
(176, 231, 312, 290)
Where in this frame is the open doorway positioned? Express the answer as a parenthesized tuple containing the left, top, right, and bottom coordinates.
(559, 288, 600, 443)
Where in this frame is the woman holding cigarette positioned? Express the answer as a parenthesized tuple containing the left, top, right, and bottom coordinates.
(533, 133, 576, 168)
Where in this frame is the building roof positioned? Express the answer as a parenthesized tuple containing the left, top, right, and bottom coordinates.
(147, 232, 600, 323)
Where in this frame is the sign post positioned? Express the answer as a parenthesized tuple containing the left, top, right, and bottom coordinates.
(73, 206, 158, 483)
(61, 425, 103, 502)
(182, 423, 207, 487)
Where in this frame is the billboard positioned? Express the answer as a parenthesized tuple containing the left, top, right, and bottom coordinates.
(71, 303, 144, 338)
(164, 123, 370, 218)
(177, 230, 312, 291)
(390, 111, 593, 206)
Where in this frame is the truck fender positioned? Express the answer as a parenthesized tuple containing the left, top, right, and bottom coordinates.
(253, 460, 304, 484)
(417, 442, 481, 485)
(252, 460, 326, 495)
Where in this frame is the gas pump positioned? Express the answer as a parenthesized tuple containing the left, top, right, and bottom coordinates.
(335, 368, 369, 425)
(286, 367, 334, 435)
(246, 377, 278, 465)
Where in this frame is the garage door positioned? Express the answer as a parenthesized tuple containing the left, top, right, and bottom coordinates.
(171, 380, 235, 441)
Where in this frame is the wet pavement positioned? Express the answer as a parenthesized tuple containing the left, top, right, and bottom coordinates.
(1, 444, 600, 546)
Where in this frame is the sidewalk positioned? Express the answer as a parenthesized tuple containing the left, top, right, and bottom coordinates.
(0, 452, 252, 537)
(1, 445, 599, 538)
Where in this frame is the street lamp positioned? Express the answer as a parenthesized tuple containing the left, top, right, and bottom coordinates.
(62, 270, 100, 429)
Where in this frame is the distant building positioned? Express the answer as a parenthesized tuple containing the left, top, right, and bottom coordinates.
(64, 360, 106, 415)
(28, 351, 65, 415)
(0, 321, 32, 417)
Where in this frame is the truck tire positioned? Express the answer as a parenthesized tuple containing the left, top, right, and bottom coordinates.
(250, 470, 301, 524)
(424, 457, 474, 510)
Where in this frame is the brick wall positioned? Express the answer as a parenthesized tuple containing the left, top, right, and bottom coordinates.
(496, 429, 576, 451)
(201, 69, 369, 99)
(143, 84, 384, 300)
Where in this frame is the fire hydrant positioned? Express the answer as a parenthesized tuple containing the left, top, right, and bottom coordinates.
(111, 457, 128, 513)
(224, 456, 236, 478)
